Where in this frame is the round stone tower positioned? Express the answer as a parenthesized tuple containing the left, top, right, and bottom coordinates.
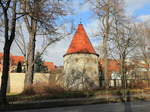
(63, 24, 99, 90)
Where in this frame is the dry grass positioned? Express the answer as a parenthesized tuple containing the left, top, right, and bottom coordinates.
(22, 82, 65, 96)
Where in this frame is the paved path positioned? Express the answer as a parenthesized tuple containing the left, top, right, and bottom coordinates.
(12, 101, 150, 112)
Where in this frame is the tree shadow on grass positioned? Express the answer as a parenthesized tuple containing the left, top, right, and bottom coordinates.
(124, 91, 133, 112)
(117, 90, 133, 112)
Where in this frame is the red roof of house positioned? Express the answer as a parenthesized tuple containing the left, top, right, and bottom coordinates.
(0, 52, 24, 65)
(11, 56, 24, 65)
(99, 59, 120, 72)
(0, 53, 3, 60)
(99, 59, 150, 73)
(0, 52, 57, 72)
(43, 62, 56, 71)
(64, 24, 98, 56)
(131, 60, 150, 69)
(0, 52, 3, 56)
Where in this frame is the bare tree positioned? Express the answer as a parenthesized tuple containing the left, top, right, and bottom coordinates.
(89, 0, 125, 88)
(15, 21, 73, 74)
(20, 0, 71, 88)
(135, 21, 150, 87)
(15, 22, 27, 58)
(0, 0, 17, 105)
(111, 17, 138, 101)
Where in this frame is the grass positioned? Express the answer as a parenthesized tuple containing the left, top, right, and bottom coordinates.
(7, 91, 91, 103)
(7, 82, 94, 102)
(6, 84, 150, 103)
(3, 87, 150, 111)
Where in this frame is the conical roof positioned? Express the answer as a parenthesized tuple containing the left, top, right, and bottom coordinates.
(64, 24, 98, 56)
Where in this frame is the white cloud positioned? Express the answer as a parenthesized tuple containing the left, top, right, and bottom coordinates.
(138, 15, 150, 21)
(85, 19, 100, 37)
(125, 0, 150, 15)
(71, 0, 91, 14)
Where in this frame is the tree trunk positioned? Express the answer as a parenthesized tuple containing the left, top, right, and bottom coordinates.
(121, 57, 127, 102)
(146, 67, 150, 88)
(0, 44, 11, 105)
(0, 0, 17, 105)
(103, 36, 108, 88)
(103, 13, 110, 88)
(102, 6, 110, 89)
(24, 33, 36, 88)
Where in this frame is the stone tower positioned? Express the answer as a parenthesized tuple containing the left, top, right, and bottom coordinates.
(63, 24, 99, 90)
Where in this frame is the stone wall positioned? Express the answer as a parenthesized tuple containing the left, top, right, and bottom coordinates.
(0, 73, 51, 93)
(64, 53, 100, 90)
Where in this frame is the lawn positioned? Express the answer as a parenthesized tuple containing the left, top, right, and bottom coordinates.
(7, 88, 150, 103)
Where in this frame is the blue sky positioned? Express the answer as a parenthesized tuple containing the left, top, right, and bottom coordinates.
(134, 4, 150, 16)
(48, 0, 150, 66)
(0, 0, 150, 66)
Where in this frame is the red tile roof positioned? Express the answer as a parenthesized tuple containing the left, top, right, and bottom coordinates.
(0, 53, 3, 60)
(0, 52, 3, 56)
(0, 52, 57, 72)
(131, 60, 150, 69)
(43, 62, 56, 71)
(99, 59, 120, 72)
(11, 56, 24, 65)
(0, 53, 24, 65)
(99, 59, 150, 73)
(64, 24, 98, 56)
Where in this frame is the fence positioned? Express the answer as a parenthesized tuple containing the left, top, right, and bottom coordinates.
(103, 79, 150, 89)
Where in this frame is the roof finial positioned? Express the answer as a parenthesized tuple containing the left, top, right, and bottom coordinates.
(80, 18, 82, 24)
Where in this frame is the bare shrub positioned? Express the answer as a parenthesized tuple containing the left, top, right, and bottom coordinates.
(42, 82, 65, 95)
(21, 82, 94, 100)
(22, 85, 36, 95)
(128, 80, 148, 89)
